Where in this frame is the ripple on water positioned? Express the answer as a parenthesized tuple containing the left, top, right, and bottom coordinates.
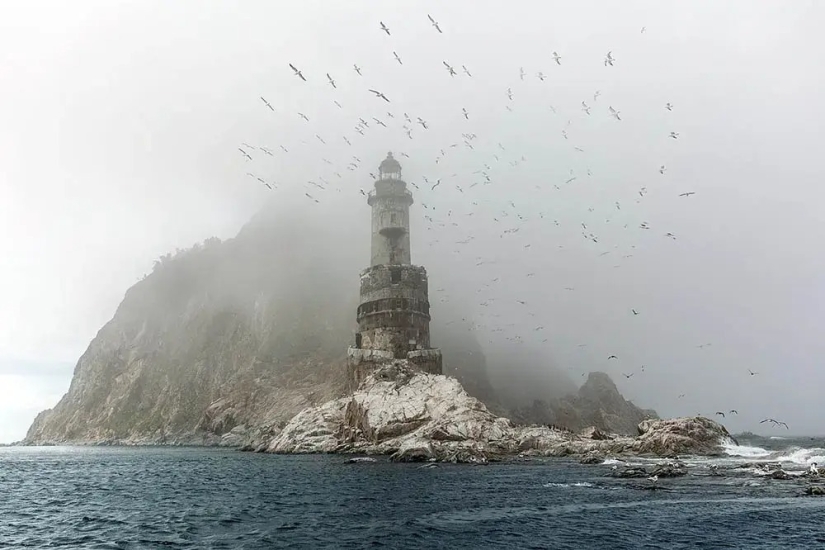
(1, 447, 824, 549)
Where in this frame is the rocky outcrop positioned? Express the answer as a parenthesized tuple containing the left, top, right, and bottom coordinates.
(261, 361, 733, 462)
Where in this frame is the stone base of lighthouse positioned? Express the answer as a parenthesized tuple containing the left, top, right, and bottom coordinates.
(346, 347, 442, 394)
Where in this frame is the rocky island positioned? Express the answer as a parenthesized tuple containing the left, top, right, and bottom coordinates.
(23, 154, 735, 462)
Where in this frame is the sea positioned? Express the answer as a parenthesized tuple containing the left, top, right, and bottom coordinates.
(1, 435, 824, 549)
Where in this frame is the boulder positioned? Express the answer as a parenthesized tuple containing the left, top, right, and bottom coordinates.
(770, 469, 792, 480)
(611, 466, 649, 478)
(650, 461, 688, 478)
(580, 451, 605, 464)
(804, 486, 825, 496)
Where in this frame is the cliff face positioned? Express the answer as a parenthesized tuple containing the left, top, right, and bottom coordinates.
(511, 372, 658, 435)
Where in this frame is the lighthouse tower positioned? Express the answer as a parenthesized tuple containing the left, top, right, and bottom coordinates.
(346, 153, 443, 391)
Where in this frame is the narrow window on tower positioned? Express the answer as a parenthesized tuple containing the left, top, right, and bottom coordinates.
(390, 212, 398, 225)
(390, 268, 401, 284)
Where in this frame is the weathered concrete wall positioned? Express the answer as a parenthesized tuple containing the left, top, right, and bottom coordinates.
(346, 347, 442, 393)
(368, 179, 413, 266)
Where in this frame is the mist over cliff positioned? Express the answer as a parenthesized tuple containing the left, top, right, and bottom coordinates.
(28, 200, 629, 445)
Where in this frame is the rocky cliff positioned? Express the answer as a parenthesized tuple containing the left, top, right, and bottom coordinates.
(24, 204, 654, 446)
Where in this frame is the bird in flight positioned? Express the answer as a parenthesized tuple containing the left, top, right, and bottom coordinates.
(238, 148, 252, 161)
(417, 117, 428, 129)
(298, 112, 309, 121)
(519, 67, 525, 80)
(608, 355, 618, 360)
(304, 192, 319, 203)
(537, 71, 546, 81)
(748, 369, 758, 376)
(333, 100, 342, 109)
(631, 309, 639, 315)
(641, 26, 646, 33)
(604, 51, 615, 66)
(669, 131, 680, 139)
(380, 21, 390, 35)
(443, 61, 457, 76)
(715, 411, 726, 418)
(582, 101, 591, 115)
(428, 14, 442, 33)
(462, 65, 472, 77)
(369, 89, 390, 102)
(288, 63, 306, 81)
(260, 97, 274, 111)
(462, 108, 469, 119)
(678, 393, 686, 398)
(393, 51, 403, 65)
(343, 136, 351, 146)
(507, 87, 513, 100)
(552, 52, 562, 65)
(666, 102, 673, 111)
(431, 179, 441, 190)
(679, 192, 695, 197)
(760, 418, 789, 429)
(353, 64, 362, 76)
(660, 165, 667, 175)
(593, 90, 601, 101)
(729, 409, 738, 415)
(623, 373, 634, 379)
(326, 73, 336, 88)
(609, 106, 622, 120)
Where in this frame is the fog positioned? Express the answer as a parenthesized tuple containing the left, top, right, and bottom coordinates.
(2, 0, 824, 442)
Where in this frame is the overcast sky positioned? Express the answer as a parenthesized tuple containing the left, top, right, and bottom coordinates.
(1, 0, 824, 443)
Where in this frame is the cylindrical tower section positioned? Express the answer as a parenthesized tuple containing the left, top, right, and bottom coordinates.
(368, 153, 413, 266)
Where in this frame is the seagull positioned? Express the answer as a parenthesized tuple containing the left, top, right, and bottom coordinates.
(417, 117, 428, 129)
(582, 101, 591, 115)
(462, 65, 472, 77)
(260, 97, 274, 111)
(647, 474, 659, 486)
(380, 21, 390, 35)
(304, 192, 319, 203)
(298, 112, 309, 121)
(729, 410, 738, 415)
(660, 165, 667, 175)
(237, 148, 252, 161)
(431, 179, 441, 190)
(631, 309, 639, 315)
(315, 134, 326, 144)
(393, 51, 403, 65)
(666, 102, 673, 111)
(678, 394, 686, 399)
(462, 108, 469, 119)
(552, 51, 561, 65)
(669, 131, 680, 139)
(641, 26, 646, 33)
(748, 369, 758, 376)
(507, 87, 513, 100)
(333, 100, 342, 108)
(288, 63, 306, 81)
(608, 355, 618, 360)
(593, 90, 601, 101)
(810, 463, 819, 476)
(343, 137, 351, 146)
(604, 51, 615, 66)
(679, 192, 695, 197)
(519, 67, 525, 80)
(443, 61, 457, 76)
(359, 189, 366, 196)
(609, 106, 621, 120)
(326, 73, 336, 88)
(369, 89, 390, 102)
(353, 64, 362, 76)
(715, 411, 726, 418)
(623, 373, 634, 379)
(427, 14, 442, 33)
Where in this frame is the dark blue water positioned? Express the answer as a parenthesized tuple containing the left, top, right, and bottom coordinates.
(2, 447, 824, 549)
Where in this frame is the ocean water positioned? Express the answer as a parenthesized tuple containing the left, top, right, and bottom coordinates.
(2, 443, 825, 549)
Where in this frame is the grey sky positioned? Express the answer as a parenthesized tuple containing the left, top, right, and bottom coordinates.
(1, 0, 824, 443)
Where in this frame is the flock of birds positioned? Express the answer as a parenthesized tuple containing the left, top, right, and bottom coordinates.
(234, 14, 786, 432)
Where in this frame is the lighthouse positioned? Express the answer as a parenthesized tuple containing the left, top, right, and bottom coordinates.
(346, 153, 443, 391)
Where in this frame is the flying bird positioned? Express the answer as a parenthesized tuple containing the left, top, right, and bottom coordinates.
(715, 411, 726, 418)
(326, 73, 336, 88)
(393, 51, 403, 65)
(631, 309, 639, 315)
(288, 63, 306, 81)
(552, 51, 561, 65)
(641, 26, 646, 33)
(462, 108, 469, 119)
(353, 64, 362, 75)
(537, 71, 546, 81)
(582, 101, 591, 115)
(608, 355, 618, 360)
(660, 165, 667, 175)
(443, 61, 456, 76)
(417, 117, 428, 129)
(748, 369, 758, 376)
(343, 137, 351, 146)
(729, 410, 738, 415)
(237, 148, 252, 161)
(260, 97, 274, 111)
(666, 102, 673, 111)
(369, 89, 390, 102)
(304, 193, 319, 203)
(427, 14, 442, 33)
(380, 21, 390, 35)
(679, 192, 696, 197)
(623, 373, 634, 379)
(431, 179, 442, 190)
(519, 67, 525, 80)
(669, 131, 680, 139)
(298, 112, 309, 122)
(462, 65, 472, 77)
(604, 51, 615, 66)
(334, 100, 342, 108)
(609, 106, 622, 120)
